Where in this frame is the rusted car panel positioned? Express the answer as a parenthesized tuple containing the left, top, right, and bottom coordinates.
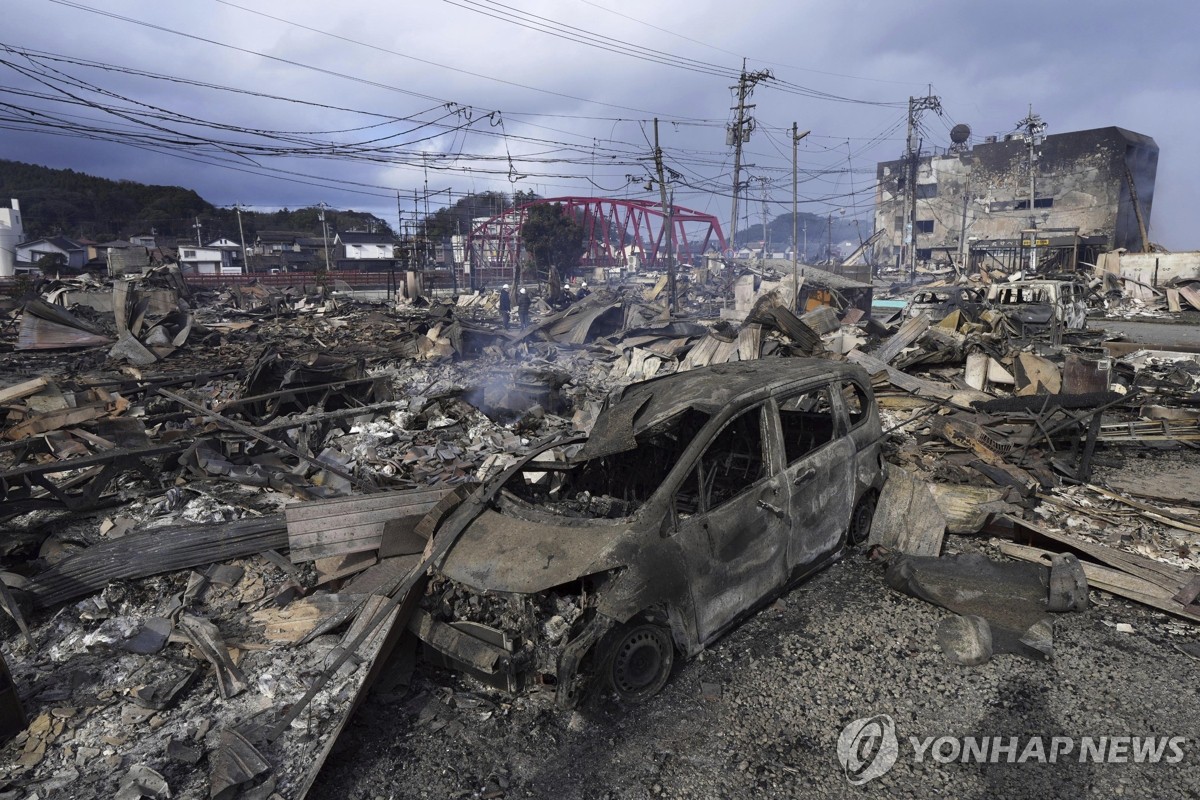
(985, 279, 1088, 336)
(414, 359, 885, 705)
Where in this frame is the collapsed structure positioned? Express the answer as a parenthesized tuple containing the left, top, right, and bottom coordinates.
(0, 202, 1198, 797)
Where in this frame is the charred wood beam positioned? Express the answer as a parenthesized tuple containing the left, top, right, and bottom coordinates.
(25, 515, 288, 608)
(158, 389, 376, 493)
(0, 444, 181, 517)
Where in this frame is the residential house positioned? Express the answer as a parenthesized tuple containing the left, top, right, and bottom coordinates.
(333, 230, 397, 272)
(178, 245, 239, 275)
(206, 238, 244, 266)
(335, 231, 396, 260)
(15, 236, 87, 270)
(252, 230, 307, 256)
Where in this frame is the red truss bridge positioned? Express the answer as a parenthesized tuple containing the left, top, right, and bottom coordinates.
(466, 196, 726, 277)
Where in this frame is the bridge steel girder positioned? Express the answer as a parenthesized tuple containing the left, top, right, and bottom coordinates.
(466, 197, 726, 282)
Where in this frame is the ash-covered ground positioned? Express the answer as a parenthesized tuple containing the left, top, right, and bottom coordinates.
(314, 535, 1200, 800)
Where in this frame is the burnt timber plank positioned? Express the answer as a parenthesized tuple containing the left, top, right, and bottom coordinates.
(27, 515, 287, 608)
(285, 488, 452, 562)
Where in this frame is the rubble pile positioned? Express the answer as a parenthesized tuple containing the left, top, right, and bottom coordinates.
(1, 261, 1199, 795)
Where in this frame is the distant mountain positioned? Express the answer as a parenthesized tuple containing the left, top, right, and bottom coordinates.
(0, 160, 392, 243)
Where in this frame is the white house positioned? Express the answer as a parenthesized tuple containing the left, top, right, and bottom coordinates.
(336, 231, 396, 260)
(179, 245, 240, 275)
(0, 199, 23, 277)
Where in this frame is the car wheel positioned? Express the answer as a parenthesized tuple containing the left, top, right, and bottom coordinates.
(848, 490, 878, 547)
(602, 623, 675, 703)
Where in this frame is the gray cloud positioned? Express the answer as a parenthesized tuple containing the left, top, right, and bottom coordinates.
(2, 0, 1195, 247)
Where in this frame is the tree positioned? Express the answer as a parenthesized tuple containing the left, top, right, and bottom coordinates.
(35, 253, 65, 275)
(520, 202, 584, 282)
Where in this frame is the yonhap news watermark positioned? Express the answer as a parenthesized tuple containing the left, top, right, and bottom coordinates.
(837, 714, 1188, 785)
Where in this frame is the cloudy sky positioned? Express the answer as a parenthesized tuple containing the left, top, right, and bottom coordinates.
(3, 0, 1197, 248)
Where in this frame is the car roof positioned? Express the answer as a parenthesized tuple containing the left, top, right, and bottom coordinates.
(583, 359, 863, 458)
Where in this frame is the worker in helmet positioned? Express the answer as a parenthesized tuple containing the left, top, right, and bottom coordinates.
(498, 284, 512, 329)
(517, 286, 531, 327)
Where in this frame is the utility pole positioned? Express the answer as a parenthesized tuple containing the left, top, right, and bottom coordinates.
(958, 189, 970, 270)
(1017, 105, 1046, 272)
(422, 157, 431, 271)
(193, 217, 202, 247)
(903, 91, 942, 281)
(727, 63, 772, 261)
(791, 124, 810, 309)
(317, 203, 331, 272)
(396, 191, 403, 241)
(234, 204, 249, 274)
(761, 190, 769, 263)
(413, 189, 421, 271)
(653, 118, 676, 314)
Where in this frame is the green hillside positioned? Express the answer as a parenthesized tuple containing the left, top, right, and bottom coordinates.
(0, 160, 392, 242)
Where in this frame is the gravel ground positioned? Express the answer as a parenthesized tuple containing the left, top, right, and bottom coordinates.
(312, 536, 1200, 800)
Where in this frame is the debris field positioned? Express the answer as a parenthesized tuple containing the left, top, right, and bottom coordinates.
(1, 260, 1200, 799)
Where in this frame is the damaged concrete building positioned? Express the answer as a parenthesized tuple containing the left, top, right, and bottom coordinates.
(874, 125, 1159, 273)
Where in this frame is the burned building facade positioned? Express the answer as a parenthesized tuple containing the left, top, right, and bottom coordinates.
(874, 126, 1158, 273)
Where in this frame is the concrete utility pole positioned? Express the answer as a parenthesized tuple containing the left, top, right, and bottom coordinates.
(653, 118, 676, 315)
(317, 203, 331, 271)
(760, 190, 769, 262)
(193, 217, 202, 247)
(903, 91, 942, 281)
(1017, 105, 1046, 272)
(234, 204, 249, 274)
(727, 63, 772, 260)
(792, 123, 810, 309)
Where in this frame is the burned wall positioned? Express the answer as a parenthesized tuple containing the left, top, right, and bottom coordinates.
(874, 126, 1159, 266)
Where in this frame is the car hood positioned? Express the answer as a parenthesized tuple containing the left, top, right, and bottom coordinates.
(439, 508, 631, 594)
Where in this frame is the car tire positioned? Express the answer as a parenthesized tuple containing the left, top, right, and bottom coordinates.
(601, 622, 675, 703)
(848, 490, 878, 547)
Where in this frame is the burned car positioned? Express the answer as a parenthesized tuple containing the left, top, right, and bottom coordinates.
(410, 359, 884, 705)
(902, 287, 984, 323)
(985, 279, 1088, 340)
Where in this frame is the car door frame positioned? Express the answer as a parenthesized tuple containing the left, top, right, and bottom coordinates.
(667, 401, 791, 645)
(769, 380, 856, 577)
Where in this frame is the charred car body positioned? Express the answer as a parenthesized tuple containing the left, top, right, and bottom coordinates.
(985, 279, 1088, 340)
(410, 359, 884, 705)
(902, 287, 984, 323)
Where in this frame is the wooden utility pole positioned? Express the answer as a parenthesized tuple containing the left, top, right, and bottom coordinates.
(728, 64, 771, 260)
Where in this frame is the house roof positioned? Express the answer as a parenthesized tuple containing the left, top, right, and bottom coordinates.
(256, 230, 308, 243)
(336, 231, 395, 245)
(20, 236, 84, 252)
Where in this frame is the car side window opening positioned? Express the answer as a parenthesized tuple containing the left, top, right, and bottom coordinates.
(778, 387, 837, 464)
(841, 382, 868, 428)
(675, 406, 766, 516)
